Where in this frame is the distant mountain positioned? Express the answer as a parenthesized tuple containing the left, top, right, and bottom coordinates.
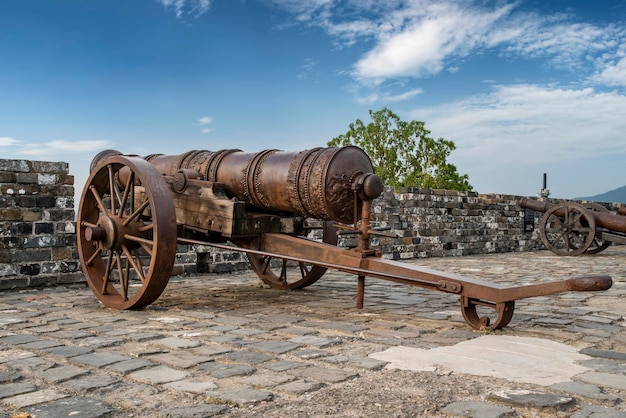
(576, 185, 626, 203)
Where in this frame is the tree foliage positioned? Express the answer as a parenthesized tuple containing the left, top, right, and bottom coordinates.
(328, 108, 472, 191)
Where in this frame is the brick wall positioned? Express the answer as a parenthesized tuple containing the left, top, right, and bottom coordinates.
(0, 159, 81, 289)
(174, 187, 549, 274)
(0, 157, 616, 287)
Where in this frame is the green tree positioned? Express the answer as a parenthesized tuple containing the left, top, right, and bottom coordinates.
(328, 108, 472, 191)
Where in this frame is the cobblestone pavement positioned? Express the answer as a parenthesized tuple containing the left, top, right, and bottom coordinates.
(0, 246, 625, 417)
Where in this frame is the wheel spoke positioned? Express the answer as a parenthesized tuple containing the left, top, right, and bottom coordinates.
(115, 252, 127, 301)
(122, 245, 145, 282)
(123, 199, 150, 226)
(90, 186, 109, 216)
(119, 171, 134, 217)
(108, 165, 117, 215)
(101, 252, 113, 294)
(86, 248, 102, 266)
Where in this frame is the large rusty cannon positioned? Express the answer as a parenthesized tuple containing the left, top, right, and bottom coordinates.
(77, 147, 612, 330)
(520, 197, 626, 256)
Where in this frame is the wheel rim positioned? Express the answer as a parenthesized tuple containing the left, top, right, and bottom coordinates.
(539, 202, 595, 256)
(77, 156, 177, 309)
(239, 219, 337, 290)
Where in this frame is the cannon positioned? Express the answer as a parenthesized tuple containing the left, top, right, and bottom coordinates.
(76, 147, 612, 330)
(520, 197, 626, 256)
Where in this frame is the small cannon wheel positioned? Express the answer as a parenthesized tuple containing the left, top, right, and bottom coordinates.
(582, 203, 611, 254)
(539, 202, 596, 256)
(77, 156, 177, 309)
(242, 220, 337, 290)
(460, 297, 515, 331)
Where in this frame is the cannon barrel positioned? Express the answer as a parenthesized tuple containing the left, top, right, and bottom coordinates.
(520, 197, 626, 234)
(91, 146, 384, 225)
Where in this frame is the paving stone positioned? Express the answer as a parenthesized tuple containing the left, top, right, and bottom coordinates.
(579, 348, 626, 361)
(199, 361, 256, 378)
(289, 335, 343, 348)
(321, 355, 389, 370)
(18, 339, 64, 350)
(72, 351, 130, 367)
(0, 382, 37, 399)
(565, 325, 613, 338)
(8, 356, 56, 372)
(206, 388, 273, 405)
(2, 389, 69, 409)
(0, 334, 41, 345)
(0, 371, 22, 383)
(148, 352, 212, 369)
(63, 374, 122, 393)
(229, 327, 266, 336)
(191, 344, 233, 357)
(158, 403, 228, 417)
(127, 332, 164, 342)
(163, 379, 218, 393)
(570, 405, 626, 418)
(577, 358, 626, 374)
(239, 371, 295, 388)
(41, 345, 93, 358)
(24, 396, 114, 418)
(262, 360, 310, 372)
(106, 358, 155, 375)
(549, 381, 620, 404)
(153, 337, 201, 349)
(40, 365, 90, 384)
(577, 315, 614, 324)
(77, 336, 125, 348)
(211, 315, 251, 326)
(129, 366, 190, 384)
(441, 400, 516, 418)
(220, 349, 274, 365)
(576, 371, 626, 391)
(46, 330, 93, 340)
(288, 366, 358, 383)
(488, 390, 575, 409)
(246, 340, 301, 354)
(275, 380, 325, 394)
(293, 348, 329, 359)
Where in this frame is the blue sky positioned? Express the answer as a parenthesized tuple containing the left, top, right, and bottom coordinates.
(2, 0, 626, 200)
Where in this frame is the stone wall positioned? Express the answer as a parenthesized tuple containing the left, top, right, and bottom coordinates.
(174, 187, 547, 274)
(0, 159, 81, 289)
(0, 156, 616, 288)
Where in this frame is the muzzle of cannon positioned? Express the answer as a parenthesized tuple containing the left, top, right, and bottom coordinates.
(520, 197, 626, 256)
(76, 147, 612, 331)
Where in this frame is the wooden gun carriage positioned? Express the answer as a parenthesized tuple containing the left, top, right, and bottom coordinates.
(520, 197, 626, 256)
(77, 147, 612, 330)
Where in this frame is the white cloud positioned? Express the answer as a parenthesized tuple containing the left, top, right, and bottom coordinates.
(410, 85, 626, 168)
(593, 56, 626, 87)
(269, 1, 626, 88)
(201, 128, 212, 134)
(198, 115, 213, 125)
(0, 137, 19, 146)
(17, 139, 115, 157)
(158, 0, 212, 18)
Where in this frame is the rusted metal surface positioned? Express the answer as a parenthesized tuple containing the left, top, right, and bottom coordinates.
(520, 197, 626, 256)
(77, 148, 612, 330)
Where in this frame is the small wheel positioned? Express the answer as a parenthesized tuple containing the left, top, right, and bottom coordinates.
(77, 156, 177, 309)
(539, 202, 596, 256)
(582, 203, 611, 254)
(240, 220, 337, 290)
(460, 297, 515, 330)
